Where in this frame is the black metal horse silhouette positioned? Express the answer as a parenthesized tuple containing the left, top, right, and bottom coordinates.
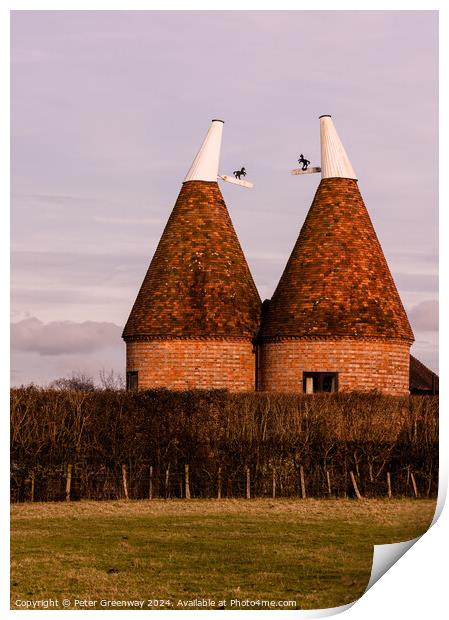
(233, 167, 246, 180)
(298, 154, 310, 171)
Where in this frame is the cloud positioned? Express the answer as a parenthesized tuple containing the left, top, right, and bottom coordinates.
(11, 317, 123, 356)
(408, 300, 439, 332)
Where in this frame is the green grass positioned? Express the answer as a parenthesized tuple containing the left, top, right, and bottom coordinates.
(11, 498, 436, 610)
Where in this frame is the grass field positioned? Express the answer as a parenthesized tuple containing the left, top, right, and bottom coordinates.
(11, 499, 436, 610)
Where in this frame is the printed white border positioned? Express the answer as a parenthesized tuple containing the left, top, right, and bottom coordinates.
(2, 2, 445, 619)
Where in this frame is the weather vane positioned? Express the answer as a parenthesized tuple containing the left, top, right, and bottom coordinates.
(298, 154, 311, 171)
(233, 166, 246, 180)
(291, 153, 321, 176)
(218, 166, 253, 188)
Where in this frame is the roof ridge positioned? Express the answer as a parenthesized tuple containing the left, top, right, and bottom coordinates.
(410, 354, 438, 377)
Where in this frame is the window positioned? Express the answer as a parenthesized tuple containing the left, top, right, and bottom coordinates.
(126, 371, 139, 391)
(303, 372, 338, 394)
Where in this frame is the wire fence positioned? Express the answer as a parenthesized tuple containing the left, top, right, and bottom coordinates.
(11, 455, 436, 503)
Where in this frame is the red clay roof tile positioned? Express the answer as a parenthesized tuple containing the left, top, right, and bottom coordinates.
(260, 178, 414, 342)
(123, 180, 261, 341)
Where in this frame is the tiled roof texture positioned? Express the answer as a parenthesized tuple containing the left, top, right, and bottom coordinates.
(123, 180, 261, 341)
(409, 355, 439, 393)
(260, 178, 414, 342)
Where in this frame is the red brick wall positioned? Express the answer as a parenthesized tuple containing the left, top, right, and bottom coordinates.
(126, 339, 255, 391)
(259, 340, 410, 395)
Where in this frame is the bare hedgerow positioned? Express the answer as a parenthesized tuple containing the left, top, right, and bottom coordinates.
(10, 389, 438, 501)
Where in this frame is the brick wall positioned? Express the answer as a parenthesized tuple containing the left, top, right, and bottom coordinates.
(127, 338, 410, 395)
(259, 340, 410, 395)
(126, 339, 255, 391)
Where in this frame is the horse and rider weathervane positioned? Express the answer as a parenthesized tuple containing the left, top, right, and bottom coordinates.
(218, 165, 254, 188)
(291, 153, 321, 176)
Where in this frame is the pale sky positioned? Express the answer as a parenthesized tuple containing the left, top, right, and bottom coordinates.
(10, 10, 438, 385)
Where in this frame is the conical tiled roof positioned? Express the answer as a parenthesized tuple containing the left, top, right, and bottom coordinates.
(123, 179, 261, 340)
(260, 177, 414, 342)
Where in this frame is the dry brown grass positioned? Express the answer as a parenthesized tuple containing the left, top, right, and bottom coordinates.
(11, 497, 436, 522)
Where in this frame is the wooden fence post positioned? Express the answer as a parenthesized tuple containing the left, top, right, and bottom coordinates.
(300, 466, 306, 499)
(410, 472, 419, 498)
(121, 464, 129, 500)
(326, 470, 332, 497)
(246, 467, 251, 499)
(165, 465, 170, 499)
(185, 464, 191, 499)
(66, 464, 72, 502)
(217, 467, 222, 500)
(349, 471, 362, 500)
(149, 466, 153, 500)
(387, 472, 392, 499)
(30, 471, 35, 503)
(272, 468, 276, 499)
(426, 472, 432, 498)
